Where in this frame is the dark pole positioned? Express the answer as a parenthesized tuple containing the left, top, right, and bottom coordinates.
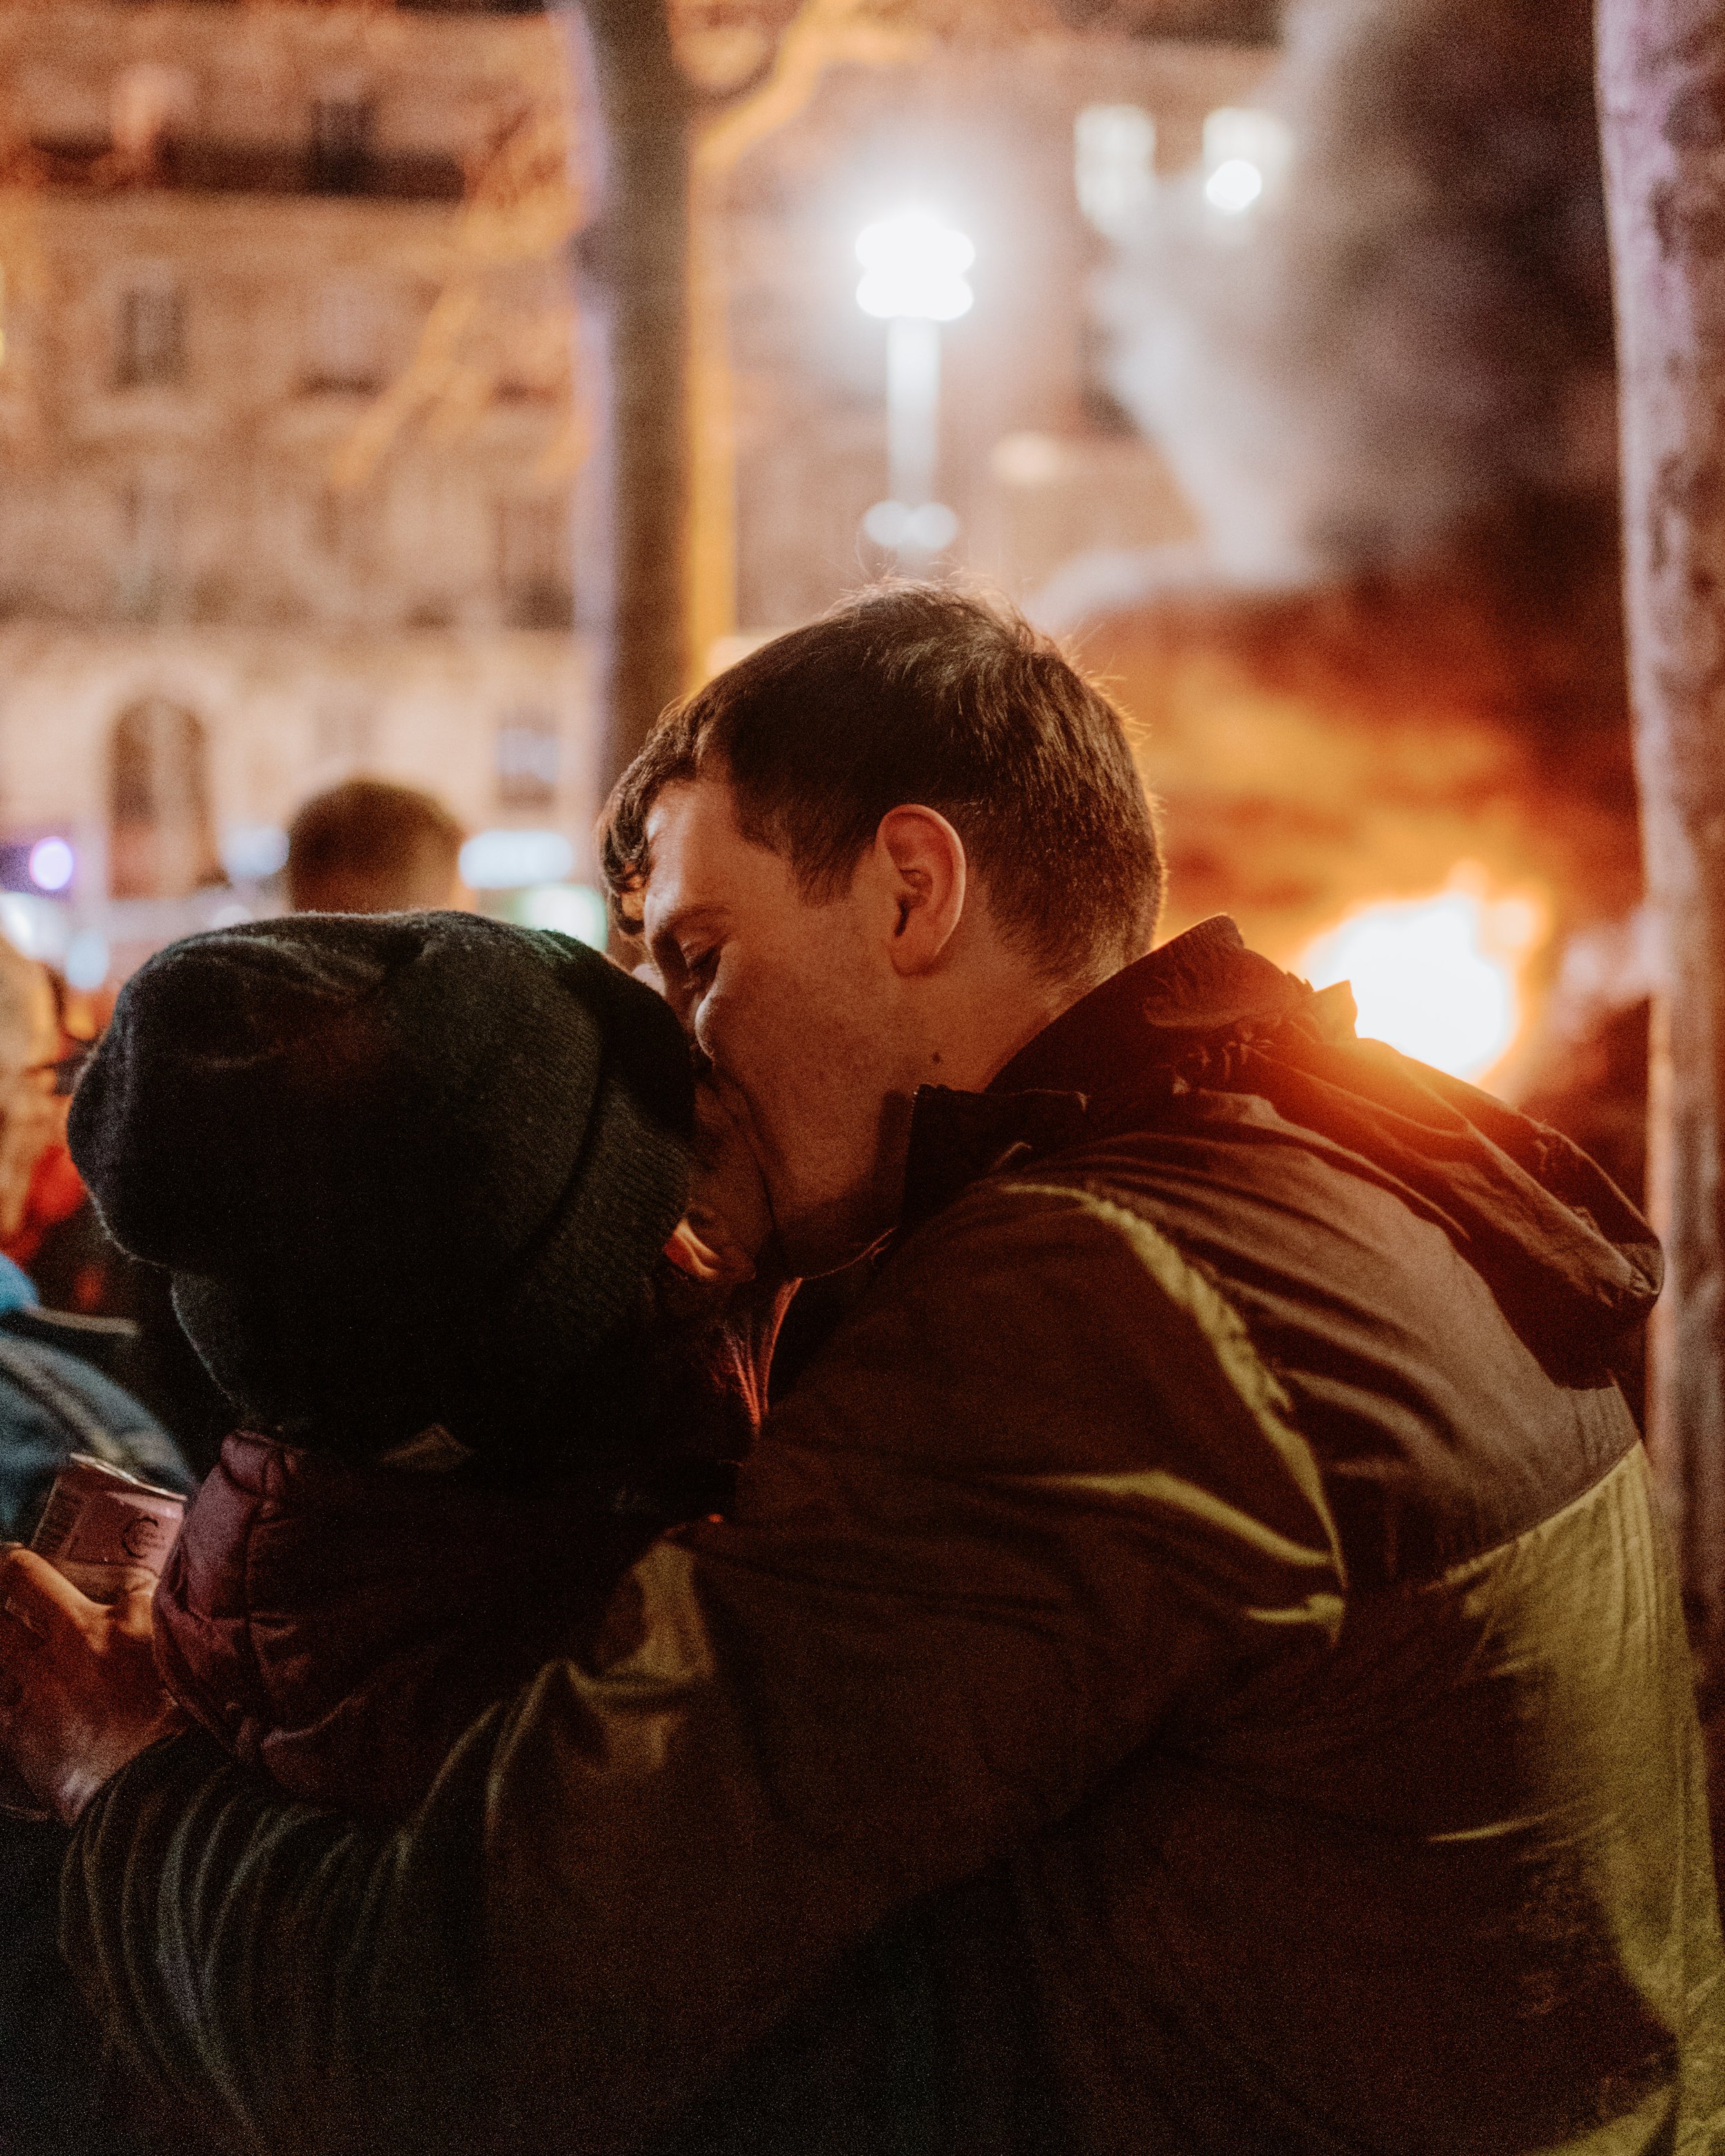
(560, 1, 691, 811)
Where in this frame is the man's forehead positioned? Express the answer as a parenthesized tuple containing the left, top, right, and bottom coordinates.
(642, 776, 776, 902)
(640, 778, 744, 929)
(644, 778, 716, 878)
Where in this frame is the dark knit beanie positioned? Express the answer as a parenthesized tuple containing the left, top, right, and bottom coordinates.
(68, 913, 694, 1457)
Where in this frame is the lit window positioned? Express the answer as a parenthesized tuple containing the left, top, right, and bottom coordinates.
(307, 279, 382, 393)
(116, 278, 185, 388)
(1201, 108, 1294, 217)
(497, 498, 571, 629)
(310, 83, 375, 195)
(1075, 106, 1156, 241)
(495, 709, 561, 811)
(111, 63, 192, 169)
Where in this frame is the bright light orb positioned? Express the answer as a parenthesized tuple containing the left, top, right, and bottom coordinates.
(856, 212, 974, 322)
(1296, 878, 1546, 1085)
(28, 837, 74, 893)
(862, 499, 959, 552)
(1204, 157, 1264, 215)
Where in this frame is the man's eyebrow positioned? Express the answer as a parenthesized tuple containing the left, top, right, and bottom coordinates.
(648, 902, 725, 955)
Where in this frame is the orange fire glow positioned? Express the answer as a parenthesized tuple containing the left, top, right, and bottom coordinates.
(1294, 869, 1548, 1086)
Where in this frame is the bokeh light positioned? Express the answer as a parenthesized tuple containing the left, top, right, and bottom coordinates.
(460, 828, 575, 891)
(856, 212, 975, 322)
(1296, 871, 1548, 1084)
(1204, 158, 1264, 215)
(28, 836, 74, 893)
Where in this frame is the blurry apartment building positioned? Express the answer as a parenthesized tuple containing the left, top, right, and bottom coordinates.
(0, 0, 1266, 976)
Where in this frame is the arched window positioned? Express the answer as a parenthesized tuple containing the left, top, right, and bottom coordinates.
(108, 697, 221, 898)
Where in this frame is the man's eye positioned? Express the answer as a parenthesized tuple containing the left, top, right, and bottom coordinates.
(681, 947, 716, 980)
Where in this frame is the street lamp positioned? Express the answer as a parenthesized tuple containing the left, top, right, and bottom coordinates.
(1201, 108, 1294, 221)
(855, 212, 973, 564)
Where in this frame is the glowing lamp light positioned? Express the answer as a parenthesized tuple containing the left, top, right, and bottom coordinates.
(856, 213, 974, 323)
(0, 895, 59, 962)
(28, 837, 74, 893)
(862, 500, 958, 553)
(221, 824, 289, 882)
(1295, 871, 1547, 1085)
(1201, 106, 1294, 221)
(1203, 158, 1264, 215)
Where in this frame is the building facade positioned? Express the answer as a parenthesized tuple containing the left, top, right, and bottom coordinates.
(0, 0, 585, 963)
(0, 0, 1269, 977)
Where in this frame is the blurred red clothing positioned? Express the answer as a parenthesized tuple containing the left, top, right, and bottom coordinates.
(3, 1137, 86, 1273)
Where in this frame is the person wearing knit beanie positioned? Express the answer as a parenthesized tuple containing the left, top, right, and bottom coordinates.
(69, 911, 696, 1461)
(63, 911, 762, 1823)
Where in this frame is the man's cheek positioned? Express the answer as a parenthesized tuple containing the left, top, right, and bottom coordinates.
(698, 971, 774, 1069)
(693, 995, 762, 1116)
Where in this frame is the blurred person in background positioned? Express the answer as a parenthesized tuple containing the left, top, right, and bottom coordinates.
(287, 778, 466, 916)
(16, 773, 476, 1465)
(0, 934, 195, 2156)
(15, 969, 228, 1479)
(4, 971, 102, 1284)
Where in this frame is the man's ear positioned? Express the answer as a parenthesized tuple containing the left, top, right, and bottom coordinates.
(874, 806, 967, 978)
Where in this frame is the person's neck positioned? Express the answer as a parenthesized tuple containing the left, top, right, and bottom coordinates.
(909, 960, 1104, 1098)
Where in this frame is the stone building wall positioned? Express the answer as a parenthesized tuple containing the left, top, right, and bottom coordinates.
(0, 0, 580, 913)
(0, 192, 572, 635)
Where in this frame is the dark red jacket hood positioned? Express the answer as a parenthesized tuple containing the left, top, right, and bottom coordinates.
(151, 1292, 784, 1823)
(153, 1432, 658, 1821)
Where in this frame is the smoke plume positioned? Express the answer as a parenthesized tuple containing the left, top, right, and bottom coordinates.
(1103, 0, 1613, 581)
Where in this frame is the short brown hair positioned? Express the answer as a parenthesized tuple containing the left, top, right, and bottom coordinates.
(601, 583, 1162, 979)
(287, 779, 464, 916)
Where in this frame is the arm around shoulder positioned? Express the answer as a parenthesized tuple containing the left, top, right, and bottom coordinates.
(61, 1176, 1343, 2156)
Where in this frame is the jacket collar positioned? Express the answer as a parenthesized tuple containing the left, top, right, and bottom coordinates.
(896, 919, 1662, 1369)
(899, 918, 1338, 1232)
(988, 916, 1312, 1098)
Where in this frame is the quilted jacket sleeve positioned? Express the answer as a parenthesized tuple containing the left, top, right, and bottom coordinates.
(62, 1178, 1345, 2156)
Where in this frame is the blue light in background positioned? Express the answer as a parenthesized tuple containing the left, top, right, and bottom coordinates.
(460, 829, 575, 891)
(63, 931, 109, 991)
(511, 883, 609, 950)
(220, 825, 289, 882)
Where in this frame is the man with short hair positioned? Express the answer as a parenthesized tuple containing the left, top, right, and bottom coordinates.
(286, 777, 466, 916)
(1, 585, 1721, 2156)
